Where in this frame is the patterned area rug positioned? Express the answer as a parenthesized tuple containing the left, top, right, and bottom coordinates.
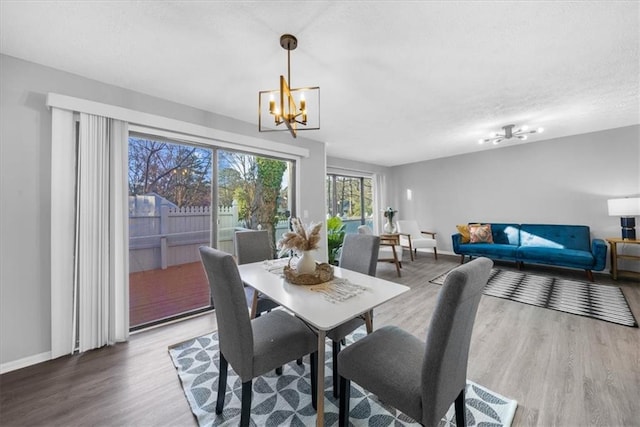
(169, 327, 517, 426)
(430, 268, 637, 327)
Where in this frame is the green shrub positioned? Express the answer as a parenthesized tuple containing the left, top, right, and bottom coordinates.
(327, 216, 346, 265)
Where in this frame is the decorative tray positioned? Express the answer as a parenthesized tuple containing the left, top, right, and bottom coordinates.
(283, 262, 334, 286)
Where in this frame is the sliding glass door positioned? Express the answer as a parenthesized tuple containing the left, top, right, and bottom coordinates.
(128, 136, 213, 329)
(127, 135, 295, 329)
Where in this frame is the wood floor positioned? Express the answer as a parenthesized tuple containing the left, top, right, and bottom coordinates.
(1, 254, 638, 426)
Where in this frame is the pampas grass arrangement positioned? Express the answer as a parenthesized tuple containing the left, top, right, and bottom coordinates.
(278, 217, 322, 257)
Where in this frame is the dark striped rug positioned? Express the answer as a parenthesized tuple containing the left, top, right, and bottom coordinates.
(430, 268, 637, 327)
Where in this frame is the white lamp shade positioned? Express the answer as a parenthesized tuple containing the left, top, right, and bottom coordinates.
(607, 197, 640, 216)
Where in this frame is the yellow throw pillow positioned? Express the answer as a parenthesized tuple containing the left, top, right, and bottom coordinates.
(456, 224, 471, 243)
(469, 224, 493, 243)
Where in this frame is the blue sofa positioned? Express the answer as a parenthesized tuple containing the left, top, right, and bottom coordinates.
(452, 223, 607, 281)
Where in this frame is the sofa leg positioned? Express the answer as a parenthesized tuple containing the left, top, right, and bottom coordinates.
(586, 270, 594, 282)
(433, 247, 438, 260)
(517, 261, 523, 270)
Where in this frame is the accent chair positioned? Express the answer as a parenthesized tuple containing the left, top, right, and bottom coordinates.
(396, 219, 438, 261)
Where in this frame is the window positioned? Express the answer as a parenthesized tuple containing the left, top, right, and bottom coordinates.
(326, 174, 373, 234)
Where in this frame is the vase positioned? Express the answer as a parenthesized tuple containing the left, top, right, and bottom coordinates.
(296, 250, 316, 274)
(383, 219, 396, 234)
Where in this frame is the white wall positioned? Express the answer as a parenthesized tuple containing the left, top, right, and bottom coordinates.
(390, 125, 640, 269)
(0, 54, 327, 369)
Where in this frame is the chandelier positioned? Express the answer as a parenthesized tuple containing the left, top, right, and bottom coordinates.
(478, 124, 544, 145)
(258, 34, 320, 138)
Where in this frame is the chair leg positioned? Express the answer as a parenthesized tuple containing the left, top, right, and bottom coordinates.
(332, 340, 341, 398)
(216, 352, 228, 414)
(338, 376, 351, 427)
(460, 254, 465, 264)
(433, 247, 438, 260)
(454, 387, 466, 427)
(310, 351, 318, 410)
(240, 380, 252, 427)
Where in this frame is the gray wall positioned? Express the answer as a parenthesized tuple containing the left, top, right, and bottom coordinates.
(390, 125, 640, 269)
(0, 54, 327, 367)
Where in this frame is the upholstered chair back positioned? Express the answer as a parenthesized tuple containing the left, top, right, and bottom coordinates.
(420, 257, 492, 425)
(199, 246, 254, 381)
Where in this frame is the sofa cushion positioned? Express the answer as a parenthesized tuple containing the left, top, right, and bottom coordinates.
(520, 224, 591, 251)
(470, 222, 520, 245)
(456, 224, 471, 243)
(458, 243, 518, 259)
(469, 224, 493, 243)
(517, 246, 595, 269)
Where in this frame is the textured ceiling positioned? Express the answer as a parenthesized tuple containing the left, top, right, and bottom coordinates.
(1, 1, 638, 166)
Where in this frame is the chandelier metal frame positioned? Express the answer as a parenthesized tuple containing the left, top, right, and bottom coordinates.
(258, 34, 320, 138)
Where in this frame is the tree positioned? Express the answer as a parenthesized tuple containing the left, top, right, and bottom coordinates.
(128, 137, 212, 207)
(219, 151, 288, 246)
(253, 157, 288, 238)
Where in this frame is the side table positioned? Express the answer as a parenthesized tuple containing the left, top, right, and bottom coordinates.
(605, 238, 640, 280)
(379, 233, 402, 277)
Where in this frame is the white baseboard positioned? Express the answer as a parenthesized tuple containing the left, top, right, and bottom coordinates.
(1, 351, 51, 374)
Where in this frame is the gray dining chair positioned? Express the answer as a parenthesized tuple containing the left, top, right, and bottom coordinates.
(358, 225, 403, 276)
(234, 230, 280, 318)
(337, 257, 493, 427)
(199, 246, 319, 427)
(328, 233, 380, 398)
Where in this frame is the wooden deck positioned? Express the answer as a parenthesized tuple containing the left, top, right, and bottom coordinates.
(129, 261, 211, 328)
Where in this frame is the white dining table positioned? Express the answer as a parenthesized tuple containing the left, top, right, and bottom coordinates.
(237, 259, 410, 427)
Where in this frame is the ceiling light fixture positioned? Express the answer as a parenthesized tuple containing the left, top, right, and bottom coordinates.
(478, 124, 544, 145)
(258, 34, 320, 138)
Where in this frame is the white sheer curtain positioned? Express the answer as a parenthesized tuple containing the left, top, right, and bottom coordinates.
(373, 173, 388, 235)
(72, 113, 129, 352)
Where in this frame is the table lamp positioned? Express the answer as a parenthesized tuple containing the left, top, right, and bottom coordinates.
(608, 197, 640, 240)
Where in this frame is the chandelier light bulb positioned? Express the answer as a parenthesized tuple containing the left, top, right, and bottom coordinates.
(537, 127, 544, 133)
(522, 125, 529, 131)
